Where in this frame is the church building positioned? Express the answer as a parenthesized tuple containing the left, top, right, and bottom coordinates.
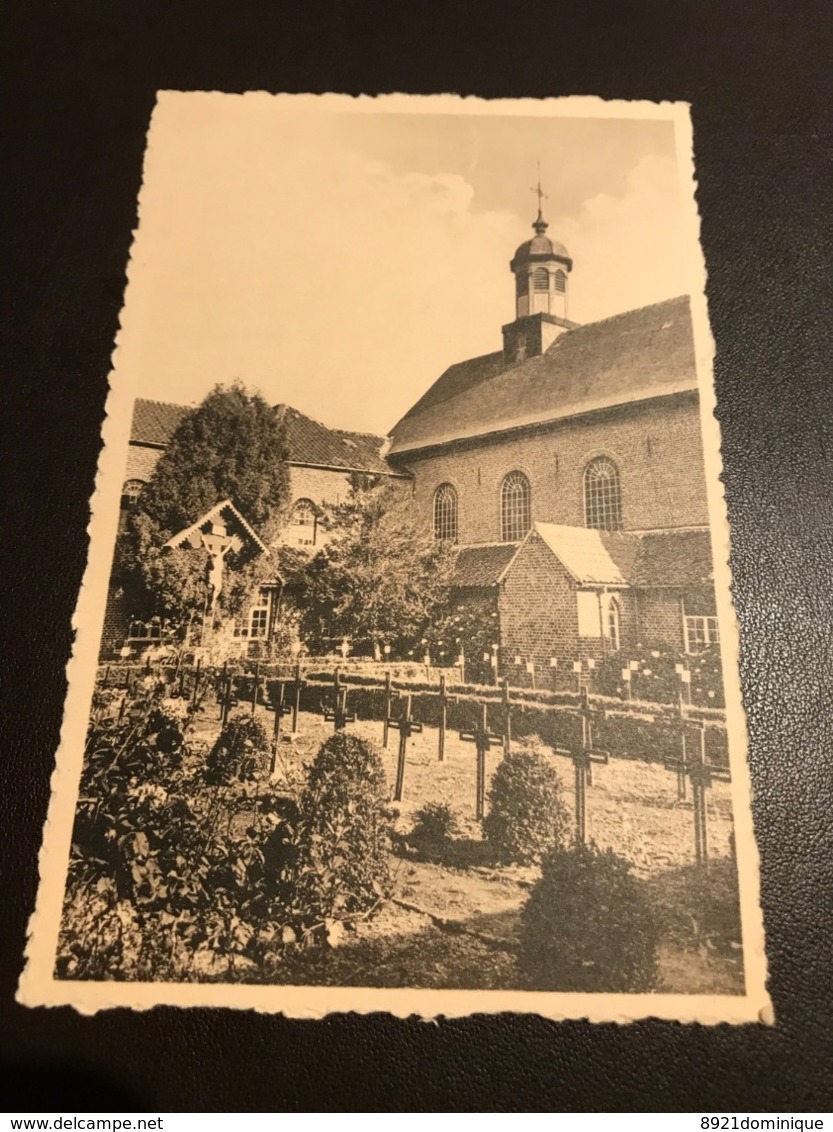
(388, 197, 719, 678)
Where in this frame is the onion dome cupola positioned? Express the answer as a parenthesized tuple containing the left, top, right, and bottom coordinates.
(502, 176, 577, 366)
(509, 184, 573, 321)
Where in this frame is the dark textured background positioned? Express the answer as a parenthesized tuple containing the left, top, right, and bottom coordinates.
(3, 0, 832, 1112)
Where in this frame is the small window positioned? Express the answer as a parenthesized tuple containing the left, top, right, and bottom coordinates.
(554, 269, 567, 294)
(290, 498, 318, 546)
(501, 471, 531, 542)
(433, 483, 458, 542)
(532, 267, 549, 292)
(516, 273, 529, 297)
(607, 597, 621, 652)
(685, 615, 720, 653)
(121, 479, 145, 507)
(119, 479, 146, 531)
(584, 457, 623, 531)
(237, 589, 272, 639)
(128, 618, 162, 641)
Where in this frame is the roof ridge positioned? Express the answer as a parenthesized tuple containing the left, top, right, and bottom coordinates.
(134, 396, 190, 409)
(549, 293, 691, 342)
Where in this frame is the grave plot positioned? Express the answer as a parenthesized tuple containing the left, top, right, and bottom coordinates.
(64, 671, 743, 994)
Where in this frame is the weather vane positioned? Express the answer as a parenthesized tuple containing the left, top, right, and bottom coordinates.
(531, 160, 548, 214)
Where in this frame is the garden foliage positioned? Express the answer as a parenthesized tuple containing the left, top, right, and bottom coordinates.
(519, 843, 660, 992)
(58, 680, 297, 982)
(483, 740, 568, 864)
(408, 802, 460, 860)
(291, 475, 455, 658)
(204, 713, 270, 785)
(295, 732, 391, 938)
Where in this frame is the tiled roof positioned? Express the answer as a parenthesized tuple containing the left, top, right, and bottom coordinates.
(280, 406, 394, 474)
(497, 524, 713, 589)
(131, 399, 190, 446)
(452, 543, 519, 588)
(389, 295, 697, 454)
(533, 524, 629, 586)
(130, 398, 396, 475)
(631, 529, 714, 587)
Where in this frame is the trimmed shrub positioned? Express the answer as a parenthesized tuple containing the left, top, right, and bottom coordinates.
(295, 732, 391, 930)
(204, 713, 269, 785)
(519, 843, 660, 992)
(408, 802, 460, 860)
(483, 741, 568, 864)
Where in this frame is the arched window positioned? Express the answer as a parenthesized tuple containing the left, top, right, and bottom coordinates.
(584, 457, 623, 531)
(119, 479, 146, 532)
(607, 597, 621, 652)
(532, 267, 549, 292)
(121, 479, 145, 508)
(433, 483, 458, 542)
(290, 498, 318, 546)
(501, 471, 532, 542)
(554, 269, 567, 294)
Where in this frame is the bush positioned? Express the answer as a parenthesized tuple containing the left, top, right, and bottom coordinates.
(295, 732, 391, 933)
(483, 741, 568, 864)
(408, 802, 459, 860)
(204, 713, 269, 785)
(519, 843, 660, 992)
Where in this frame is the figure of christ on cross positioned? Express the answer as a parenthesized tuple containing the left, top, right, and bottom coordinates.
(200, 529, 242, 613)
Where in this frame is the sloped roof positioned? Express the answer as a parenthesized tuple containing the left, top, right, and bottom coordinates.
(631, 530, 714, 587)
(452, 543, 519, 588)
(279, 406, 394, 474)
(130, 398, 396, 475)
(496, 524, 714, 590)
(533, 524, 629, 586)
(165, 500, 269, 555)
(389, 295, 697, 455)
(132, 399, 190, 446)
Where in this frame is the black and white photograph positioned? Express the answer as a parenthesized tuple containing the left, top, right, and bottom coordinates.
(19, 93, 769, 1022)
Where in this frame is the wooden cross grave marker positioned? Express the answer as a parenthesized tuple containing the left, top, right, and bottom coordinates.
(387, 693, 423, 802)
(268, 681, 294, 774)
(663, 714, 730, 864)
(500, 678, 513, 754)
(323, 669, 355, 732)
(557, 688, 610, 846)
(382, 672, 396, 749)
(288, 662, 305, 733)
(189, 658, 202, 707)
(459, 702, 505, 821)
(249, 662, 261, 715)
(437, 674, 458, 762)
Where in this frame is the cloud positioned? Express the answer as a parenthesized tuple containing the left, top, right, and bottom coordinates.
(125, 117, 693, 435)
(562, 154, 692, 323)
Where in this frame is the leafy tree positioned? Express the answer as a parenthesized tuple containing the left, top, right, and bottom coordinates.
(139, 382, 289, 535)
(117, 383, 289, 627)
(294, 475, 455, 656)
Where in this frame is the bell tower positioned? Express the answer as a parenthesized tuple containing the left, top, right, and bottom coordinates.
(502, 174, 577, 365)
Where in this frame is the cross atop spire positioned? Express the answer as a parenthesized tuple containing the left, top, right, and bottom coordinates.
(530, 162, 549, 233)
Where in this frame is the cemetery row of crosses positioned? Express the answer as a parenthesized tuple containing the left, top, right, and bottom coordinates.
(64, 201, 742, 992)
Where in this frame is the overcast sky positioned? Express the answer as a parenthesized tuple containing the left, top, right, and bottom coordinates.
(117, 94, 699, 436)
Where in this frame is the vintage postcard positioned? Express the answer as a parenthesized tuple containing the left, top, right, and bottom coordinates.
(19, 92, 771, 1022)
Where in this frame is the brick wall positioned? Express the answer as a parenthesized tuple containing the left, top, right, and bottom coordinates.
(100, 586, 131, 660)
(397, 392, 708, 543)
(498, 531, 579, 672)
(636, 589, 686, 651)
